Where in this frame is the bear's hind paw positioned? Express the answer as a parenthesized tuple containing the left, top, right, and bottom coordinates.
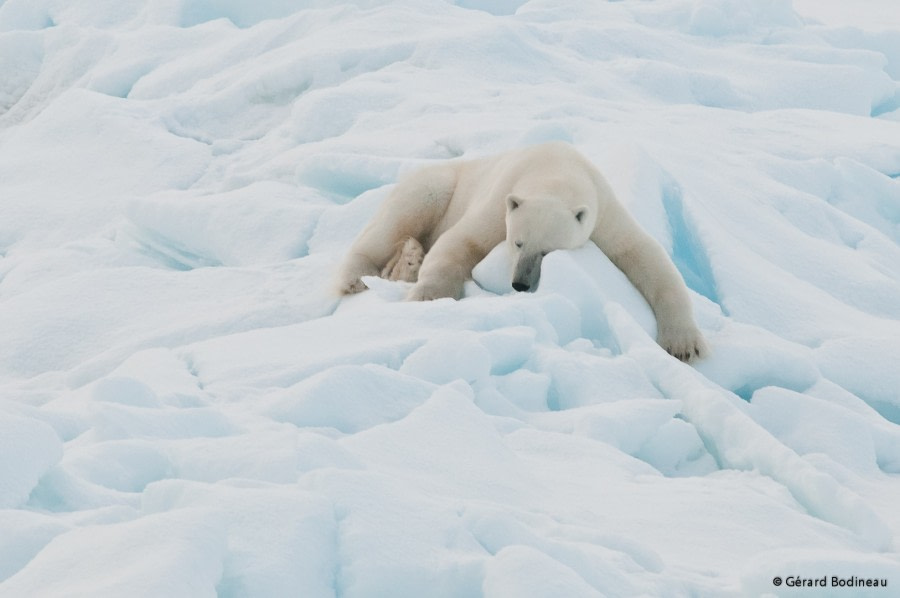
(382, 237, 425, 283)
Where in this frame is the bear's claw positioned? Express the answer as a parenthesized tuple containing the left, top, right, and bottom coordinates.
(658, 324, 708, 363)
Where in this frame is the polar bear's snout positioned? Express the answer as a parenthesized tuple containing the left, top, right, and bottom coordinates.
(512, 252, 543, 293)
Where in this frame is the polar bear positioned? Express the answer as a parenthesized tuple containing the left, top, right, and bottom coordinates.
(337, 142, 707, 361)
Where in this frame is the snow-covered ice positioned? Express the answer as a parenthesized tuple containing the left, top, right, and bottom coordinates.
(2, 0, 900, 596)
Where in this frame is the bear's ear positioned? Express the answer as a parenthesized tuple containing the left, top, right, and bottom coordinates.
(574, 206, 588, 223)
(506, 194, 523, 212)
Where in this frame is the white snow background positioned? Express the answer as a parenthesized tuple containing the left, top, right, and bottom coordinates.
(2, 0, 900, 596)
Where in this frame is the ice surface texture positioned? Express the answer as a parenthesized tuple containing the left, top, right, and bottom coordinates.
(2, 0, 900, 596)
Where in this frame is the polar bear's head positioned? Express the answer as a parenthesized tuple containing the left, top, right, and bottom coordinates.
(505, 194, 593, 292)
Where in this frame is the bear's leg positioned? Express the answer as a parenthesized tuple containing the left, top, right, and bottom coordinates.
(336, 165, 456, 295)
(407, 222, 495, 301)
(602, 235, 708, 361)
(591, 203, 707, 362)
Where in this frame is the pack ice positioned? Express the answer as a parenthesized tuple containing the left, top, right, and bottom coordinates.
(2, 0, 900, 596)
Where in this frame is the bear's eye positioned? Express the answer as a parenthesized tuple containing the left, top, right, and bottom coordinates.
(515, 241, 523, 249)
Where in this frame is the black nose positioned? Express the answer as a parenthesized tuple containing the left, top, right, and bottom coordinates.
(512, 281, 530, 292)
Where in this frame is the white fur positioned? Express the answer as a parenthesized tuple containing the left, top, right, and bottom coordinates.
(336, 141, 707, 361)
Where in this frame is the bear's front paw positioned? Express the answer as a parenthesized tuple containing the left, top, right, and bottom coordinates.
(657, 323, 708, 363)
(339, 277, 369, 295)
(336, 254, 380, 295)
(406, 279, 461, 301)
